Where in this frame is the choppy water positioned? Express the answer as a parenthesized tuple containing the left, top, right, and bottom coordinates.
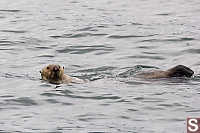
(0, 0, 200, 132)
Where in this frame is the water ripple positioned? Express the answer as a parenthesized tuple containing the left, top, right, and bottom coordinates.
(0, 40, 24, 46)
(156, 13, 173, 16)
(77, 113, 106, 122)
(157, 103, 183, 107)
(0, 95, 14, 98)
(0, 48, 15, 51)
(56, 45, 114, 54)
(76, 66, 116, 80)
(182, 48, 200, 54)
(42, 91, 120, 100)
(77, 66, 116, 73)
(2, 72, 38, 81)
(0, 9, 21, 13)
(127, 55, 165, 60)
(143, 106, 165, 110)
(127, 108, 138, 112)
(134, 97, 166, 103)
(186, 109, 200, 112)
(77, 27, 94, 31)
(45, 99, 73, 105)
(36, 55, 55, 58)
(0, 30, 27, 34)
(88, 131, 109, 133)
(61, 93, 121, 100)
(50, 33, 108, 39)
(136, 46, 157, 49)
(4, 97, 37, 106)
(130, 22, 143, 25)
(108, 34, 157, 39)
(140, 37, 195, 42)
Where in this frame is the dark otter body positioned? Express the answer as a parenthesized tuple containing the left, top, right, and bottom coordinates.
(167, 65, 194, 77)
(136, 65, 194, 79)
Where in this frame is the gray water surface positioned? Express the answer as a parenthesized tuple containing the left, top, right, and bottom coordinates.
(0, 0, 200, 132)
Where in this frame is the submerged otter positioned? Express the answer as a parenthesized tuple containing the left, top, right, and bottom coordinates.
(135, 65, 194, 79)
(40, 64, 84, 84)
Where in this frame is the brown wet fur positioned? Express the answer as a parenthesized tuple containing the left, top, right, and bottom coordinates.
(135, 65, 194, 79)
(40, 64, 73, 84)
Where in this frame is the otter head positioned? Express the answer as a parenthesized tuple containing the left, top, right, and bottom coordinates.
(40, 64, 65, 84)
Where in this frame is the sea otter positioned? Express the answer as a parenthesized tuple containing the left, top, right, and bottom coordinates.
(135, 65, 194, 79)
(40, 64, 84, 84)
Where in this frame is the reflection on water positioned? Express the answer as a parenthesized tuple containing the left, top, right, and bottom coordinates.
(0, 0, 200, 132)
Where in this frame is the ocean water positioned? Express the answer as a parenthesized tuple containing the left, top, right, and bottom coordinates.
(0, 0, 200, 132)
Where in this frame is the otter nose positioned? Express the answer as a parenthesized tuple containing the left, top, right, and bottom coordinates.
(53, 66, 59, 72)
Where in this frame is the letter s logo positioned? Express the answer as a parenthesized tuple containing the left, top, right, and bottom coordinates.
(188, 118, 199, 132)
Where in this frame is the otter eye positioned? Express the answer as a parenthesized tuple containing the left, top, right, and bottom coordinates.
(40, 71, 41, 73)
(58, 65, 61, 69)
(63, 66, 64, 69)
(47, 67, 49, 69)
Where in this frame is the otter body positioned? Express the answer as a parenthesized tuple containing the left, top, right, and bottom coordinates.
(40, 64, 194, 84)
(135, 65, 194, 79)
(40, 64, 84, 84)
